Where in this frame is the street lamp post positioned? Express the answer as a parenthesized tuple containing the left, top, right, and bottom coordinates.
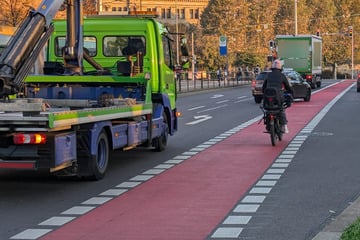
(351, 27, 354, 79)
(294, 0, 298, 35)
(175, 0, 179, 65)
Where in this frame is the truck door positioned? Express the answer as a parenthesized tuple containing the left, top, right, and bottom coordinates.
(161, 35, 176, 108)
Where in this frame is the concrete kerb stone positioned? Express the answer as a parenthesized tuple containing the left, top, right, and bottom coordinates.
(312, 195, 360, 240)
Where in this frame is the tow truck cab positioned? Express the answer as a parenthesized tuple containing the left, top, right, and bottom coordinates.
(44, 15, 178, 110)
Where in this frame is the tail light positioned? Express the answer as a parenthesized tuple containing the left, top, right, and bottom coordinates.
(357, 73, 360, 79)
(13, 133, 47, 145)
(251, 80, 256, 87)
(305, 75, 312, 81)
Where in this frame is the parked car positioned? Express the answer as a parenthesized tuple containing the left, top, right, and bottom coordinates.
(357, 73, 360, 92)
(251, 69, 311, 103)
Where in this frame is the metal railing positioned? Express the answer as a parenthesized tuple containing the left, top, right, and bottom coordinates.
(177, 71, 254, 93)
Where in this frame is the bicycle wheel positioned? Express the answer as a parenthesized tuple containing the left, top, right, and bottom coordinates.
(270, 119, 277, 146)
(276, 119, 283, 141)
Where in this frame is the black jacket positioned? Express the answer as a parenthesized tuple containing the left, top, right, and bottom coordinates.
(262, 68, 293, 95)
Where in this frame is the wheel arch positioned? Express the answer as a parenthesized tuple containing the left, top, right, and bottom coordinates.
(152, 93, 177, 135)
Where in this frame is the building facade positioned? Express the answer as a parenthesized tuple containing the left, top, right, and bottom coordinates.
(98, 0, 209, 25)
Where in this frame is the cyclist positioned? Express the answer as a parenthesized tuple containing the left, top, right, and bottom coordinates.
(262, 59, 293, 133)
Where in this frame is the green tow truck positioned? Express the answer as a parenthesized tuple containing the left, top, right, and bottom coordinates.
(0, 1, 186, 180)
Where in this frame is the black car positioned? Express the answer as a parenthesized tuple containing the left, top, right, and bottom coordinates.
(283, 69, 311, 102)
(357, 73, 360, 92)
(251, 69, 311, 103)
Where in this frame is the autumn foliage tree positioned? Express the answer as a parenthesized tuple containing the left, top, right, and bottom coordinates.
(199, 0, 360, 72)
(0, 0, 33, 27)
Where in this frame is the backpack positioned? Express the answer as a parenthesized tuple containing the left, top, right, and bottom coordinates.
(263, 87, 282, 110)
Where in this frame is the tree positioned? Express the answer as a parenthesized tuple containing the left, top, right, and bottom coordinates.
(200, 0, 259, 71)
(0, 0, 33, 27)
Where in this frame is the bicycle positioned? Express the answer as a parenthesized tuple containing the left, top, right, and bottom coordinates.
(260, 88, 292, 146)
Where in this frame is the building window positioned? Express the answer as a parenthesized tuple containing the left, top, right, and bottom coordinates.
(189, 9, 194, 19)
(180, 9, 185, 19)
(112, 7, 116, 11)
(118, 7, 122, 11)
(166, 8, 171, 18)
(195, 9, 199, 19)
(161, 9, 165, 18)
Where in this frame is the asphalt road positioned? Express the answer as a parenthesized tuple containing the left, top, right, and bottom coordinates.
(2, 79, 360, 240)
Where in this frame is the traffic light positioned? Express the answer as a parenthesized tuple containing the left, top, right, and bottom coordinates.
(349, 26, 353, 37)
(316, 29, 320, 36)
(269, 40, 275, 49)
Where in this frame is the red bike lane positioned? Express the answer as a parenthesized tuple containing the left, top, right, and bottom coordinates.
(41, 80, 354, 240)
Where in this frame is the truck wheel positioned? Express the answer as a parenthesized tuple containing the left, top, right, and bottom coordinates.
(90, 131, 109, 180)
(153, 113, 168, 152)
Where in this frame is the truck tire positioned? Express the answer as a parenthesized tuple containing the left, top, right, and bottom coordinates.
(90, 130, 109, 180)
(153, 113, 168, 152)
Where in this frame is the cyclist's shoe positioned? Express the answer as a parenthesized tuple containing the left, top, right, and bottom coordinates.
(284, 124, 289, 133)
(280, 124, 289, 133)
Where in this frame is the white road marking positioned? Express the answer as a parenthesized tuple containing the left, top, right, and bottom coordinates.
(38, 216, 75, 226)
(211, 94, 224, 99)
(10, 229, 52, 239)
(61, 206, 95, 215)
(216, 99, 229, 104)
(186, 114, 213, 125)
(223, 216, 252, 225)
(197, 104, 228, 113)
(188, 105, 205, 111)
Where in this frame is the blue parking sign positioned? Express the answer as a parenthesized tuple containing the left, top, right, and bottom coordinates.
(219, 35, 227, 56)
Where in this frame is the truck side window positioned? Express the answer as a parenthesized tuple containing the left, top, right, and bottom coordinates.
(103, 36, 145, 57)
(55, 36, 97, 57)
(162, 36, 173, 68)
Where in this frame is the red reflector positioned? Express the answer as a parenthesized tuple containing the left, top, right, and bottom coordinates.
(0, 162, 35, 169)
(268, 97, 273, 102)
(251, 80, 256, 87)
(306, 75, 312, 80)
(13, 133, 47, 144)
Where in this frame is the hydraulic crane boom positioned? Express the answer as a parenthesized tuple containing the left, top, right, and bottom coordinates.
(0, 0, 83, 98)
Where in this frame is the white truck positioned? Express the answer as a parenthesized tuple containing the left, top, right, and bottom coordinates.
(276, 35, 322, 89)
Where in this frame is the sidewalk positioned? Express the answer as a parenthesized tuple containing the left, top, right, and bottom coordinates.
(312, 196, 360, 240)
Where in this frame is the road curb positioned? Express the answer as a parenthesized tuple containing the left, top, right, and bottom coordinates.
(312, 195, 360, 240)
